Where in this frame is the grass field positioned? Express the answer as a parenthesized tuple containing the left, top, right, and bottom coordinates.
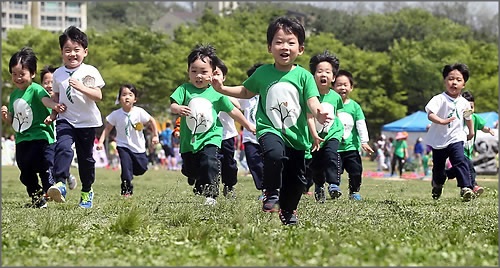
(1, 160, 498, 266)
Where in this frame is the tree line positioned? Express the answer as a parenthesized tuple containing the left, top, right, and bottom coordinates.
(1, 3, 498, 139)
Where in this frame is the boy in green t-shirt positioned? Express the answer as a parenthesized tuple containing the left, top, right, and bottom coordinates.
(391, 131, 409, 177)
(333, 70, 374, 201)
(169, 44, 254, 206)
(306, 50, 344, 203)
(1, 47, 65, 208)
(445, 91, 495, 197)
(211, 17, 331, 225)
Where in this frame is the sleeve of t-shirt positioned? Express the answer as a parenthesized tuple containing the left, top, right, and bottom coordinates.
(242, 72, 259, 94)
(474, 114, 486, 130)
(215, 95, 235, 113)
(89, 66, 105, 89)
(425, 94, 442, 115)
(170, 84, 186, 105)
(139, 107, 152, 123)
(106, 110, 117, 126)
(36, 85, 50, 100)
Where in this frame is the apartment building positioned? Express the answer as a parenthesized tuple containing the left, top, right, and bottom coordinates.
(1, 1, 87, 38)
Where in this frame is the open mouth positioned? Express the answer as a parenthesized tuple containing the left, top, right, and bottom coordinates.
(320, 78, 327, 83)
(280, 53, 289, 58)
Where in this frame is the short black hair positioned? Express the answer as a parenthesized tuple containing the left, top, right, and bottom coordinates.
(9, 47, 37, 75)
(59, 26, 88, 49)
(267, 16, 305, 46)
(309, 50, 340, 76)
(40, 65, 58, 82)
(119, 84, 139, 99)
(246, 63, 264, 77)
(334, 70, 355, 87)
(462, 91, 474, 102)
(214, 57, 228, 76)
(187, 44, 217, 71)
(442, 63, 469, 82)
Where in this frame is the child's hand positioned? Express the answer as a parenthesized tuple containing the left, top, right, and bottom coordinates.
(54, 103, 66, 113)
(247, 124, 256, 135)
(315, 108, 332, 125)
(466, 131, 475, 141)
(96, 142, 104, 150)
(69, 77, 84, 91)
(442, 116, 456, 125)
(311, 134, 324, 152)
(1, 105, 8, 121)
(211, 74, 224, 91)
(361, 143, 374, 155)
(151, 135, 159, 145)
(178, 106, 191, 116)
(44, 115, 53, 125)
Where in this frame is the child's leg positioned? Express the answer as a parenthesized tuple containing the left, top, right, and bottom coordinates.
(310, 150, 326, 187)
(73, 127, 97, 192)
(258, 133, 285, 192)
(280, 147, 306, 212)
(117, 147, 134, 194)
(198, 145, 221, 198)
(244, 142, 264, 190)
(322, 139, 341, 187)
(304, 158, 314, 191)
(340, 151, 363, 194)
(16, 141, 43, 196)
(42, 142, 56, 193)
(468, 159, 477, 186)
(447, 142, 473, 188)
(181, 151, 200, 187)
(220, 138, 238, 188)
(53, 120, 76, 184)
(431, 148, 448, 186)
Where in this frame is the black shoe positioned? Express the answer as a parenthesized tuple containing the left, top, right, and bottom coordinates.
(187, 177, 196, 186)
(202, 183, 219, 199)
(262, 190, 279, 212)
(279, 209, 298, 225)
(27, 189, 47, 208)
(314, 185, 326, 203)
(431, 181, 443, 200)
(223, 185, 236, 199)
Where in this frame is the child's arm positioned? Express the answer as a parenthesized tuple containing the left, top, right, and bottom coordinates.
(228, 96, 241, 110)
(427, 112, 455, 125)
(227, 107, 256, 134)
(69, 78, 102, 102)
(481, 126, 495, 136)
(96, 122, 114, 150)
(1, 105, 12, 124)
(306, 97, 331, 125)
(170, 102, 191, 117)
(307, 113, 324, 152)
(148, 116, 160, 145)
(211, 76, 256, 99)
(356, 119, 374, 154)
(465, 118, 474, 140)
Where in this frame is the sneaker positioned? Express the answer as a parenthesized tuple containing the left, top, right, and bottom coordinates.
(28, 190, 47, 208)
(460, 187, 474, 202)
(314, 185, 326, 203)
(223, 185, 236, 199)
(473, 185, 484, 197)
(262, 191, 279, 212)
(67, 174, 77, 190)
(47, 182, 67, 203)
(431, 181, 443, 200)
(257, 191, 265, 201)
(79, 189, 94, 208)
(279, 209, 298, 225)
(349, 192, 362, 201)
(202, 184, 219, 199)
(204, 197, 217, 206)
(328, 184, 342, 199)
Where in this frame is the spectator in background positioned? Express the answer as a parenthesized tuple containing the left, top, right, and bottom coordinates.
(159, 122, 177, 170)
(414, 137, 424, 174)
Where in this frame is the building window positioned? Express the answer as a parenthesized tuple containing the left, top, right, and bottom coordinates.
(66, 16, 81, 27)
(41, 2, 63, 13)
(41, 15, 62, 27)
(9, 13, 27, 25)
(66, 2, 81, 13)
(10, 1, 28, 11)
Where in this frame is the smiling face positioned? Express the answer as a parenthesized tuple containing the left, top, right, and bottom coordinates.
(268, 29, 304, 72)
(11, 63, 34, 91)
(444, 69, 466, 98)
(61, 39, 88, 69)
(119, 86, 137, 111)
(188, 57, 213, 89)
(333, 75, 353, 101)
(314, 61, 335, 93)
(42, 72, 54, 96)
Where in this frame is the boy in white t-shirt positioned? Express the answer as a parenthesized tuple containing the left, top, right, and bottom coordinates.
(46, 26, 105, 208)
(424, 63, 475, 202)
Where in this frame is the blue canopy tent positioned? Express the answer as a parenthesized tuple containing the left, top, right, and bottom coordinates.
(476, 111, 498, 128)
(381, 111, 431, 148)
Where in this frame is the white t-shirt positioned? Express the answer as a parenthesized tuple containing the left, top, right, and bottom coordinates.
(239, 95, 259, 144)
(106, 106, 152, 153)
(53, 63, 105, 128)
(218, 112, 238, 140)
(424, 92, 472, 149)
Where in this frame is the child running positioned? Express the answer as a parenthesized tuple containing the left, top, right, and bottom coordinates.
(211, 16, 331, 225)
(333, 70, 374, 201)
(169, 44, 254, 206)
(1, 47, 65, 208)
(306, 50, 345, 203)
(96, 84, 159, 197)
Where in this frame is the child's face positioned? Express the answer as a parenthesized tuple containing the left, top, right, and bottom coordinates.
(469, 101, 475, 113)
(10, 63, 34, 90)
(314, 61, 335, 91)
(444, 69, 466, 98)
(333, 75, 353, 100)
(188, 58, 213, 89)
(42, 72, 54, 96)
(119, 87, 137, 108)
(61, 39, 88, 69)
(213, 66, 226, 83)
(268, 29, 304, 71)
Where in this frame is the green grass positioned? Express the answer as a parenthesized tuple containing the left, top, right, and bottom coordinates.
(2, 162, 498, 266)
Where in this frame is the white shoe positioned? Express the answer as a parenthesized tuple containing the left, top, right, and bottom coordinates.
(67, 174, 78, 190)
(204, 197, 217, 206)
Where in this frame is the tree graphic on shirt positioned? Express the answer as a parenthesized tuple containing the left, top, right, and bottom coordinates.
(189, 112, 209, 142)
(270, 100, 295, 134)
(13, 111, 29, 133)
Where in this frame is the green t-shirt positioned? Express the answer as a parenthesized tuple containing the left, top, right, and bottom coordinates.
(315, 90, 344, 146)
(243, 64, 319, 150)
(393, 140, 408, 158)
(7, 82, 55, 144)
(170, 83, 234, 154)
(464, 113, 486, 159)
(337, 99, 365, 152)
